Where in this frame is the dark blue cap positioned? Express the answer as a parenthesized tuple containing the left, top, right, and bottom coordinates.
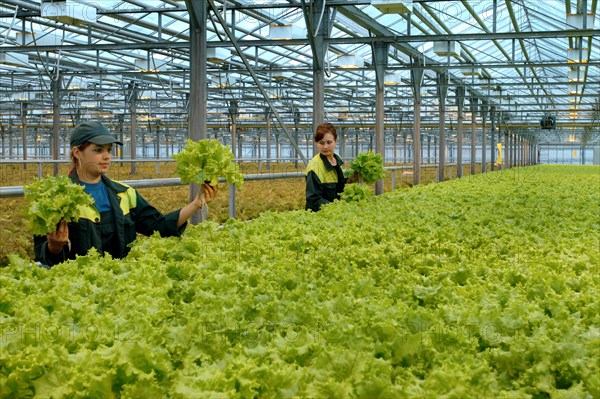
(70, 122, 123, 147)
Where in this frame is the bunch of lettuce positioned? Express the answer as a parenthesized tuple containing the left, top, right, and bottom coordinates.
(3, 166, 600, 398)
(340, 183, 373, 203)
(23, 174, 94, 236)
(173, 139, 244, 187)
(345, 150, 385, 184)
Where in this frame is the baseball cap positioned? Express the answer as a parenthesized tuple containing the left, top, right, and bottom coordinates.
(70, 122, 123, 147)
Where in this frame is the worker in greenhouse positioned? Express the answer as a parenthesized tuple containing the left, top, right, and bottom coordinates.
(305, 122, 351, 211)
(34, 121, 217, 267)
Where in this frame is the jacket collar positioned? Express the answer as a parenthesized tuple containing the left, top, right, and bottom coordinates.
(319, 153, 342, 170)
(69, 171, 128, 193)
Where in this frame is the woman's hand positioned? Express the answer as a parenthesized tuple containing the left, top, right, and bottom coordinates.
(47, 221, 69, 255)
(202, 183, 217, 204)
(346, 171, 360, 184)
(179, 183, 219, 227)
(192, 183, 218, 208)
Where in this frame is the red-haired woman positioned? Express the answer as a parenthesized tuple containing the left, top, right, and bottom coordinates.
(305, 122, 347, 211)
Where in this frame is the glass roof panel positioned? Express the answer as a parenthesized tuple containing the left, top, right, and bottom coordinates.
(0, 0, 597, 145)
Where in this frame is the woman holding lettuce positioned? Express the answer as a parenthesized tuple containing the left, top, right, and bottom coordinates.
(305, 122, 355, 211)
(34, 121, 217, 267)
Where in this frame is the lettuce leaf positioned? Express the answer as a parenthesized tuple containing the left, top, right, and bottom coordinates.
(349, 150, 386, 184)
(173, 139, 244, 187)
(23, 174, 94, 236)
(340, 183, 373, 203)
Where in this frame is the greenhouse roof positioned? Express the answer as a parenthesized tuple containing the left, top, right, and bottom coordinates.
(0, 0, 598, 145)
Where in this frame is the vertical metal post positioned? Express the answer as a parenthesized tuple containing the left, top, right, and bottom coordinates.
(427, 136, 431, 163)
(492, 0, 498, 33)
(21, 102, 28, 170)
(51, 75, 61, 176)
(228, 184, 236, 219)
(129, 84, 138, 175)
(373, 41, 389, 195)
(187, 0, 208, 224)
(512, 134, 517, 167)
(155, 125, 160, 160)
(481, 102, 488, 173)
(294, 108, 300, 168)
(456, 86, 465, 178)
(504, 129, 510, 169)
(436, 73, 448, 182)
(490, 106, 496, 171)
(410, 58, 424, 186)
(188, 1, 207, 140)
(340, 126, 346, 160)
(393, 132, 398, 164)
(470, 97, 477, 175)
(141, 129, 146, 158)
(238, 129, 243, 159)
(266, 109, 271, 171)
(309, 0, 328, 132)
(118, 115, 125, 160)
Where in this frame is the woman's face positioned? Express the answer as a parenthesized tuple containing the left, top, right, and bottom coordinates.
(74, 143, 113, 182)
(316, 132, 337, 158)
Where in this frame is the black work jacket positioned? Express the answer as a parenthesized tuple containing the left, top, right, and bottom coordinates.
(34, 172, 184, 267)
(305, 153, 346, 212)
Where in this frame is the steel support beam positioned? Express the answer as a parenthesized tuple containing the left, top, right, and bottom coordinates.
(49, 75, 61, 175)
(3, 30, 599, 53)
(490, 106, 496, 171)
(437, 73, 448, 182)
(470, 97, 478, 175)
(128, 82, 138, 176)
(456, 86, 465, 178)
(186, 0, 208, 224)
(411, 58, 424, 186)
(481, 102, 488, 173)
(266, 108, 272, 171)
(373, 41, 389, 195)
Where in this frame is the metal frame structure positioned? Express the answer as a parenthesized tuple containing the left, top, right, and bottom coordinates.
(1, 0, 599, 174)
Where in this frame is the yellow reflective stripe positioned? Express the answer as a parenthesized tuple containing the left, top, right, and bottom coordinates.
(71, 181, 137, 221)
(77, 204, 100, 221)
(305, 155, 338, 183)
(115, 182, 137, 216)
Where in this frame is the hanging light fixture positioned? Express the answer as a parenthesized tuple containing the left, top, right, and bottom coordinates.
(568, 83, 582, 95)
(370, 0, 413, 14)
(0, 53, 28, 66)
(268, 24, 304, 40)
(462, 67, 482, 77)
(207, 48, 230, 63)
(337, 54, 364, 68)
(433, 41, 461, 58)
(272, 71, 292, 81)
(567, 68, 584, 82)
(12, 92, 30, 102)
(567, 48, 588, 63)
(135, 57, 168, 72)
(566, 13, 595, 29)
(40, 0, 97, 25)
(384, 72, 399, 85)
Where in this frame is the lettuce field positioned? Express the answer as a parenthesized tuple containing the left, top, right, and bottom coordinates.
(1, 165, 599, 398)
